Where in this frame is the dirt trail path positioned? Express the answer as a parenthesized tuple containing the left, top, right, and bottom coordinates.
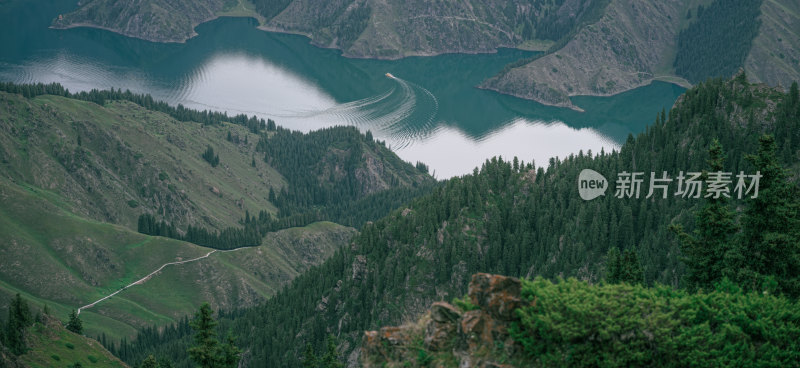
(77, 246, 250, 315)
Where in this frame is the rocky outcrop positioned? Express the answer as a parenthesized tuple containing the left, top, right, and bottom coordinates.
(362, 273, 524, 367)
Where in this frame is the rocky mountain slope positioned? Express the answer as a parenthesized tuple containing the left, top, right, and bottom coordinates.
(484, 0, 800, 109)
(50, 0, 233, 43)
(52, 0, 603, 57)
(744, 0, 800, 89)
(482, 0, 687, 110)
(261, 0, 605, 59)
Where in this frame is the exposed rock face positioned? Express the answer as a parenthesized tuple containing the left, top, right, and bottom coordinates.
(468, 273, 522, 321)
(362, 273, 523, 367)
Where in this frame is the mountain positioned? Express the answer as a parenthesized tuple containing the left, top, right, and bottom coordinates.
(0, 89, 279, 233)
(108, 77, 800, 367)
(0, 84, 431, 233)
(481, 0, 689, 110)
(258, 0, 606, 58)
(0, 84, 431, 341)
(484, 0, 800, 109)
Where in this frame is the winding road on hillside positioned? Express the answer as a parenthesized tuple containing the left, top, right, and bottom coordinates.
(77, 246, 250, 315)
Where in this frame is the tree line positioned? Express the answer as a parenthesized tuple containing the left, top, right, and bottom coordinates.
(0, 82, 270, 133)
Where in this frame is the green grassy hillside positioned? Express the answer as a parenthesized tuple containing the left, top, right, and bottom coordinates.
(0, 176, 354, 341)
(18, 315, 128, 368)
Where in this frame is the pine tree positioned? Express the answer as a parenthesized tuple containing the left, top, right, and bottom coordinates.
(606, 247, 643, 284)
(320, 335, 343, 368)
(302, 343, 317, 368)
(605, 247, 622, 283)
(66, 310, 83, 334)
(732, 135, 800, 296)
(219, 331, 242, 368)
(6, 293, 32, 355)
(188, 303, 219, 368)
(140, 355, 160, 368)
(671, 139, 737, 291)
(188, 304, 242, 368)
(618, 249, 644, 285)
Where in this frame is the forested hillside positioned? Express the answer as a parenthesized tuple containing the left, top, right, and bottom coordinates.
(674, 0, 763, 84)
(109, 76, 800, 367)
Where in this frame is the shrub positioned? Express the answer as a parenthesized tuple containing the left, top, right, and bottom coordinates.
(511, 278, 800, 367)
(452, 294, 479, 311)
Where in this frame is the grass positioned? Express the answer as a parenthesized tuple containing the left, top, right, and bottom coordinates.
(0, 91, 362, 344)
(216, 0, 267, 25)
(0, 172, 354, 342)
(516, 39, 555, 52)
(19, 316, 126, 368)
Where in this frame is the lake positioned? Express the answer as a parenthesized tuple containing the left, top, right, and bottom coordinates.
(0, 0, 685, 178)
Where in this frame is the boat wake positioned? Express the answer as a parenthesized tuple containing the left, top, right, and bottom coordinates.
(271, 74, 439, 148)
(168, 73, 439, 149)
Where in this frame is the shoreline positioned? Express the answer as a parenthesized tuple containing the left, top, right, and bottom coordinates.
(49, 17, 690, 111)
